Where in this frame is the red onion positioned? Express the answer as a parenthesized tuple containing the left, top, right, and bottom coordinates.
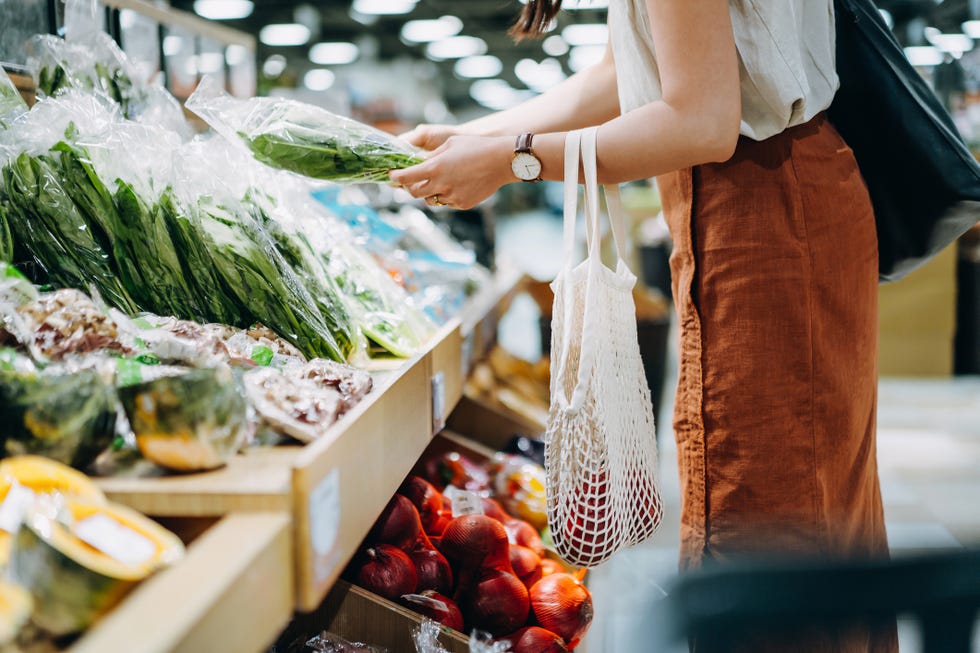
(356, 544, 418, 601)
(530, 573, 593, 648)
(498, 626, 568, 653)
(462, 567, 530, 637)
(368, 494, 422, 551)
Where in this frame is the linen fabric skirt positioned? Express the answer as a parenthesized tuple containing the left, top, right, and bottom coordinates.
(657, 113, 897, 652)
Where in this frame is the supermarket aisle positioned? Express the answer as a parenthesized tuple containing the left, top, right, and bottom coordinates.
(496, 211, 980, 653)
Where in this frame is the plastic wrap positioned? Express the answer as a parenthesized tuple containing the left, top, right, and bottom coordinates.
(275, 183, 435, 357)
(0, 365, 117, 469)
(305, 631, 388, 653)
(0, 69, 28, 131)
(117, 366, 251, 471)
(186, 75, 423, 183)
(28, 6, 189, 138)
(314, 189, 489, 325)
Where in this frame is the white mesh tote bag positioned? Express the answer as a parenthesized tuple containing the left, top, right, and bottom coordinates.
(545, 126, 663, 568)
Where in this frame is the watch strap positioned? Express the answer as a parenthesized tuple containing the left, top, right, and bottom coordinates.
(515, 132, 534, 154)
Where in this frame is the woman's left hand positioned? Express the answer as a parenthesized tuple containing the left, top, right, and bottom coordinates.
(389, 134, 515, 210)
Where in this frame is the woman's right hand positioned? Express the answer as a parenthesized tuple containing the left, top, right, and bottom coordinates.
(400, 123, 462, 151)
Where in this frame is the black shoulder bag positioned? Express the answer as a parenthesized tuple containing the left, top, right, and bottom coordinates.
(829, 0, 980, 282)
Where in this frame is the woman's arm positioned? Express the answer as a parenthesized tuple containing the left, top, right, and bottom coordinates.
(391, 0, 740, 209)
(403, 41, 620, 151)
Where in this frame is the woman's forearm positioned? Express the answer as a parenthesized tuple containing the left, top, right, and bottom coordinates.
(458, 43, 621, 138)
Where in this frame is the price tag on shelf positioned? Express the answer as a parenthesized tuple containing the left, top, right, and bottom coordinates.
(309, 468, 341, 584)
(444, 486, 484, 518)
(75, 514, 156, 567)
(432, 371, 446, 433)
(0, 482, 35, 534)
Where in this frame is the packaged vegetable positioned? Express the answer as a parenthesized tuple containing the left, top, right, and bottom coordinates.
(186, 75, 423, 183)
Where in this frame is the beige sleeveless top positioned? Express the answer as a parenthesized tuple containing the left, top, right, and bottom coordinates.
(607, 0, 839, 141)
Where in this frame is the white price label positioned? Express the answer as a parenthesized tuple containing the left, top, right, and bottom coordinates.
(0, 483, 35, 534)
(445, 487, 484, 518)
(75, 514, 157, 567)
(309, 469, 341, 583)
(432, 372, 446, 433)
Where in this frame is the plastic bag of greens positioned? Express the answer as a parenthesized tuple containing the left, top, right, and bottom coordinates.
(264, 180, 435, 358)
(28, 24, 189, 137)
(0, 69, 28, 130)
(186, 75, 424, 183)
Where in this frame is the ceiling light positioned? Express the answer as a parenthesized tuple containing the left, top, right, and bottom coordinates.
(569, 44, 605, 72)
(515, 57, 566, 92)
(226, 44, 250, 66)
(962, 20, 980, 40)
(352, 0, 416, 15)
(426, 36, 487, 60)
(401, 16, 463, 44)
(262, 54, 287, 77)
(562, 23, 608, 46)
(903, 45, 943, 66)
(543, 35, 569, 56)
(925, 31, 973, 56)
(194, 0, 253, 20)
(304, 69, 335, 91)
(309, 42, 359, 65)
(454, 55, 502, 79)
(259, 23, 311, 47)
(470, 80, 535, 110)
(520, 0, 608, 6)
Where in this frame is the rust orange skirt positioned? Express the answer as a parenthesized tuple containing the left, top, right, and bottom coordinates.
(658, 114, 897, 652)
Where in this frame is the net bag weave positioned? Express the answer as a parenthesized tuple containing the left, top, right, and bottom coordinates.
(545, 127, 663, 568)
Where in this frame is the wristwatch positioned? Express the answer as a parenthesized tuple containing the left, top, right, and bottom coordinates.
(511, 132, 543, 182)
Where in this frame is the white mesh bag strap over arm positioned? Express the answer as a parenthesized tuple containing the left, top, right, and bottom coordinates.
(580, 126, 628, 264)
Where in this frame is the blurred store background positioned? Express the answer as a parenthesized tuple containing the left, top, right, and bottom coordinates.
(2, 1, 979, 651)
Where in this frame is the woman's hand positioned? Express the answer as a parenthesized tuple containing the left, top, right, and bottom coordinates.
(389, 134, 515, 210)
(400, 124, 462, 151)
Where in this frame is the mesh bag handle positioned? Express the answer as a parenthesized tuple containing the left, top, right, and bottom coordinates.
(546, 126, 663, 568)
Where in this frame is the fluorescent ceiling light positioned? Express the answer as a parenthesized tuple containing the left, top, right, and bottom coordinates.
(194, 0, 253, 20)
(904, 45, 943, 66)
(304, 69, 336, 91)
(352, 0, 416, 15)
(401, 16, 463, 43)
(562, 23, 608, 46)
(309, 42, 359, 65)
(519, 0, 608, 6)
(454, 55, 502, 79)
(963, 20, 980, 39)
(259, 23, 311, 47)
(543, 35, 569, 56)
(515, 57, 566, 92)
(226, 44, 250, 66)
(426, 36, 487, 60)
(470, 80, 535, 111)
(194, 0, 255, 20)
(569, 44, 605, 72)
(925, 31, 973, 55)
(262, 54, 288, 77)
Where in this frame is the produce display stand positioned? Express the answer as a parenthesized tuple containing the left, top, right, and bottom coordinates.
(73, 266, 524, 652)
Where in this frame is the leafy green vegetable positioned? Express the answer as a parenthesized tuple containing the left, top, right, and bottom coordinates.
(244, 130, 423, 183)
(195, 196, 353, 361)
(0, 151, 137, 313)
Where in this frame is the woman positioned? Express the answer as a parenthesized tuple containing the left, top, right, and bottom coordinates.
(391, 2, 896, 650)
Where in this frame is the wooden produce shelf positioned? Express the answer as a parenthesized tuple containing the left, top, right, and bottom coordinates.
(67, 512, 292, 653)
(92, 268, 524, 615)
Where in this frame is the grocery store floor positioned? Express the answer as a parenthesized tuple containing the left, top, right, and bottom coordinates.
(495, 209, 980, 653)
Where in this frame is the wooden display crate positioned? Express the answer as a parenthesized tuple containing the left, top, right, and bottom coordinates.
(24, 512, 294, 653)
(298, 580, 469, 653)
(92, 269, 522, 616)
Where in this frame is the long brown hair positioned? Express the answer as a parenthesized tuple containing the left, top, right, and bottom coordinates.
(510, 0, 563, 40)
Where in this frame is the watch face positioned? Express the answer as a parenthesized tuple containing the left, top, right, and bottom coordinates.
(511, 152, 542, 181)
